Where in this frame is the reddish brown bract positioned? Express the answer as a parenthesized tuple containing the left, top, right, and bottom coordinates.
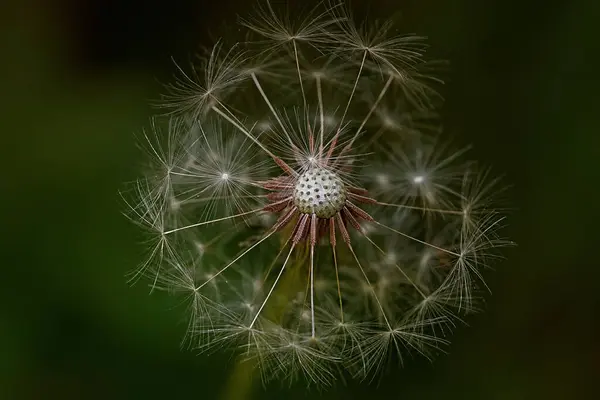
(260, 156, 377, 246)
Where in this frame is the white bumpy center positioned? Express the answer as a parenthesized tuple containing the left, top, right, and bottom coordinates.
(293, 167, 347, 218)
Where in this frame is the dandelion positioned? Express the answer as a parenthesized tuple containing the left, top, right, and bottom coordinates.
(123, 0, 512, 386)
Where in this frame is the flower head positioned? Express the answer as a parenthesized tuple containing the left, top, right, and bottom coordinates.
(124, 0, 512, 386)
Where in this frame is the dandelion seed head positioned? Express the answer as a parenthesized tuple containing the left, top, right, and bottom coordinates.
(123, 0, 513, 387)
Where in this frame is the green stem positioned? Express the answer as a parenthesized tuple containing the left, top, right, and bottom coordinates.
(220, 238, 309, 400)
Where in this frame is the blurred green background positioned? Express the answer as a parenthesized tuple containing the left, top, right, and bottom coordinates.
(1, 0, 597, 399)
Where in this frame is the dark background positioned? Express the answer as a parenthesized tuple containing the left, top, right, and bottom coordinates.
(1, 0, 598, 398)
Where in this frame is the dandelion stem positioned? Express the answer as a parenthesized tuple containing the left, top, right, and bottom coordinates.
(221, 357, 256, 400)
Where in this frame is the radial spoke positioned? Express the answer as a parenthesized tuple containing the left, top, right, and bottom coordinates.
(195, 230, 276, 291)
(316, 75, 325, 158)
(292, 40, 308, 116)
(309, 242, 316, 338)
(309, 213, 317, 338)
(163, 207, 264, 235)
(376, 201, 466, 215)
(359, 232, 427, 299)
(346, 242, 392, 330)
(373, 220, 461, 257)
(337, 50, 367, 134)
(329, 218, 344, 323)
(249, 242, 297, 329)
(250, 72, 295, 147)
(212, 103, 278, 160)
(346, 74, 394, 153)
